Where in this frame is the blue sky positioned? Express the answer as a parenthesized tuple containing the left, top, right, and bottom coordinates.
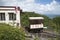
(55, 0, 60, 2)
(0, 0, 60, 15)
(35, 0, 53, 4)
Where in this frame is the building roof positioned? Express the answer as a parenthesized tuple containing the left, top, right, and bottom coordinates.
(29, 17, 44, 20)
(0, 6, 20, 8)
(0, 6, 20, 11)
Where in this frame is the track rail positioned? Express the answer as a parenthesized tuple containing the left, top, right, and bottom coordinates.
(40, 31, 60, 38)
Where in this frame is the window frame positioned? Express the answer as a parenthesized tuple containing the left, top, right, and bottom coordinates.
(8, 13, 16, 21)
(0, 13, 5, 21)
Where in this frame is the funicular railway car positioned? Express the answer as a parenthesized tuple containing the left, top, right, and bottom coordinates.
(28, 17, 45, 33)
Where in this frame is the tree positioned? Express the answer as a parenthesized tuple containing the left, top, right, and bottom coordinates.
(53, 16, 60, 33)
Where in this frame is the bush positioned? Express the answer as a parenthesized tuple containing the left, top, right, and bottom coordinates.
(0, 23, 26, 40)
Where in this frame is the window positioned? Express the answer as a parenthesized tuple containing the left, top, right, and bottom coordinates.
(30, 20, 43, 24)
(9, 13, 16, 20)
(0, 13, 5, 20)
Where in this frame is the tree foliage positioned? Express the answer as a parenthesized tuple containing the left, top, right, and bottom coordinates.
(53, 16, 60, 25)
(53, 16, 60, 33)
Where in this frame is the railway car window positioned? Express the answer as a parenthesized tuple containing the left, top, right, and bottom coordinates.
(30, 20, 43, 24)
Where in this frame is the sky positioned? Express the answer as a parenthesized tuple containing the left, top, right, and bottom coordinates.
(0, 0, 60, 15)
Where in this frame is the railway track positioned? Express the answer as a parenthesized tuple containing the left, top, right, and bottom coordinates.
(42, 31, 60, 38)
(40, 32, 56, 38)
(25, 30, 60, 39)
(24, 27, 60, 40)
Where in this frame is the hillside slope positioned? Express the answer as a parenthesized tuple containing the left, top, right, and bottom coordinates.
(20, 12, 60, 33)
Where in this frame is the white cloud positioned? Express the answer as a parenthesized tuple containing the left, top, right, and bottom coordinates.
(1, 0, 60, 14)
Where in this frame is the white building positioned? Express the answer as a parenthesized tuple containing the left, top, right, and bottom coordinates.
(0, 6, 21, 27)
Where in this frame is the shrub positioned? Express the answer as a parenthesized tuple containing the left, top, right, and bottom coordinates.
(0, 23, 26, 40)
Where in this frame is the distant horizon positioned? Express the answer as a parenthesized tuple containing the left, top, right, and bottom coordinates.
(41, 12, 60, 18)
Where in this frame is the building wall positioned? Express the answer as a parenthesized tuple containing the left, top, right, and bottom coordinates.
(0, 7, 21, 27)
